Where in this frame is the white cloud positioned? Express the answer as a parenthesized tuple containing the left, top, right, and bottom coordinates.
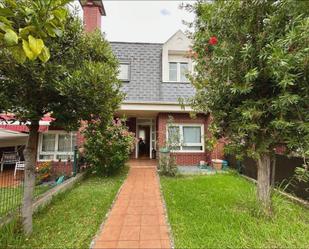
(160, 8, 171, 16)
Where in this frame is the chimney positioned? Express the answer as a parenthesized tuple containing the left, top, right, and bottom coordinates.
(79, 0, 106, 33)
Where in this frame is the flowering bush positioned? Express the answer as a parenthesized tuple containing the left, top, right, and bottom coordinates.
(84, 118, 135, 175)
(188, 36, 218, 60)
(36, 161, 52, 183)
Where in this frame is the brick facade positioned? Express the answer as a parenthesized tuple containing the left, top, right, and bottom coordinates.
(82, 2, 102, 33)
(36, 161, 73, 177)
(156, 112, 212, 166)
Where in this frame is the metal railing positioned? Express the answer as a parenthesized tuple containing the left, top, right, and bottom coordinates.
(0, 166, 24, 218)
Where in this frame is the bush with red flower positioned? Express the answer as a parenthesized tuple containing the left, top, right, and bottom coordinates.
(188, 36, 218, 60)
(84, 118, 135, 175)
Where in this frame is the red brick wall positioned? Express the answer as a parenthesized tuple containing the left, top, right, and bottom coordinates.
(83, 4, 101, 33)
(210, 138, 226, 160)
(37, 161, 73, 177)
(157, 113, 212, 166)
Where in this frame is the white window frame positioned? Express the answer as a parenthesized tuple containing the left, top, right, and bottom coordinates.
(119, 62, 130, 82)
(166, 123, 204, 153)
(37, 131, 77, 162)
(168, 62, 189, 83)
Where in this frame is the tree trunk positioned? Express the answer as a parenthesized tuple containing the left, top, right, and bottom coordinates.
(22, 122, 39, 235)
(271, 156, 276, 187)
(257, 154, 271, 210)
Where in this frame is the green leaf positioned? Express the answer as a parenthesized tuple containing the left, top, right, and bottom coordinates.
(22, 39, 36, 60)
(11, 46, 26, 64)
(53, 9, 67, 21)
(19, 26, 36, 39)
(0, 16, 13, 26)
(45, 24, 56, 37)
(4, 29, 18, 45)
(28, 35, 44, 56)
(0, 22, 10, 32)
(0, 7, 14, 17)
(38, 46, 50, 63)
(53, 28, 63, 37)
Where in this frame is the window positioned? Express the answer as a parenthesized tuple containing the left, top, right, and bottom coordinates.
(169, 62, 177, 81)
(167, 124, 204, 152)
(180, 63, 189, 82)
(168, 62, 189, 82)
(119, 63, 130, 81)
(38, 132, 77, 161)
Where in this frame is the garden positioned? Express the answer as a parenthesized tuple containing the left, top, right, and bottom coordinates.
(161, 173, 309, 248)
(0, 0, 308, 247)
(0, 167, 128, 248)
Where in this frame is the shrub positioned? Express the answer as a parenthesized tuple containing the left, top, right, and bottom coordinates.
(158, 116, 179, 176)
(158, 151, 178, 177)
(84, 118, 135, 176)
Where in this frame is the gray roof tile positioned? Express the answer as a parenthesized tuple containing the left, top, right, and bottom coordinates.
(110, 42, 195, 103)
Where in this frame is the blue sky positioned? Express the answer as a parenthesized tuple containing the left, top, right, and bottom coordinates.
(73, 0, 195, 43)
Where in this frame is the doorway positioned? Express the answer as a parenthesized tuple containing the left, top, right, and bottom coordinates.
(135, 118, 156, 159)
(137, 125, 150, 158)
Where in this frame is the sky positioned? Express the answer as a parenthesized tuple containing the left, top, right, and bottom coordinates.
(72, 0, 196, 43)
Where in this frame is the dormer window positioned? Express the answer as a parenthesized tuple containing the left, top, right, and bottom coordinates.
(168, 62, 189, 82)
(169, 62, 177, 81)
(119, 63, 130, 81)
(180, 62, 189, 82)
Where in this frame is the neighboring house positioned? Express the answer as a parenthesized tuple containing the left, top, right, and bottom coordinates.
(0, 0, 223, 167)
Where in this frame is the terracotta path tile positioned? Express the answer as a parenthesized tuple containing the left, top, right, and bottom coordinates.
(139, 240, 161, 249)
(117, 240, 139, 249)
(92, 160, 171, 249)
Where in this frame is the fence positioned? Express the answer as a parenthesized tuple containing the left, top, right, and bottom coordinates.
(226, 154, 309, 200)
(0, 168, 24, 218)
(0, 155, 80, 221)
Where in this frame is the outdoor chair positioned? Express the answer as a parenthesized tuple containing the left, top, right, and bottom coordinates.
(14, 161, 25, 177)
(1, 152, 20, 172)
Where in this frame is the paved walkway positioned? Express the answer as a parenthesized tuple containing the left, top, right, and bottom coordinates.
(92, 160, 172, 249)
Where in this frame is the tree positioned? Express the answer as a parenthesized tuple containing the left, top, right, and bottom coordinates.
(0, 15, 122, 234)
(190, 0, 309, 210)
(0, 0, 70, 63)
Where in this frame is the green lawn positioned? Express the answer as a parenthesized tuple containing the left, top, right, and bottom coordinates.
(161, 172, 309, 248)
(0, 168, 128, 248)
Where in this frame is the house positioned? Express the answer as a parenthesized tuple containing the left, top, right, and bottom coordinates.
(111, 33, 216, 165)
(0, 0, 224, 169)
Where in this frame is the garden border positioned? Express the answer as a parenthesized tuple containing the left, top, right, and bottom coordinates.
(157, 170, 175, 249)
(240, 174, 309, 208)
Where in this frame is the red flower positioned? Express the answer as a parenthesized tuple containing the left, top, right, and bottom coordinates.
(208, 36, 218, 45)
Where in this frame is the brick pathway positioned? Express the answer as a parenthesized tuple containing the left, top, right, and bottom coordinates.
(92, 160, 172, 249)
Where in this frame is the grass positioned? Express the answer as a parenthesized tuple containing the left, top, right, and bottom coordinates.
(161, 172, 309, 248)
(0, 184, 51, 218)
(0, 167, 128, 248)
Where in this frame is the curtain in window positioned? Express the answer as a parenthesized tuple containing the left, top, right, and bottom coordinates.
(42, 134, 55, 152)
(180, 63, 188, 82)
(183, 127, 201, 143)
(169, 62, 177, 81)
(58, 134, 71, 152)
